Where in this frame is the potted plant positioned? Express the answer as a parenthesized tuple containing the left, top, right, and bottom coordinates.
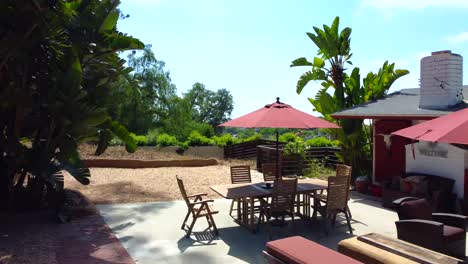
(355, 176, 369, 194)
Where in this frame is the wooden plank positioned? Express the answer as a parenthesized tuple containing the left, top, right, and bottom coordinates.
(357, 233, 465, 264)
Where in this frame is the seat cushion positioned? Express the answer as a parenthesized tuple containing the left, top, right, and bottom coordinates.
(400, 199, 432, 220)
(265, 236, 362, 264)
(443, 225, 465, 243)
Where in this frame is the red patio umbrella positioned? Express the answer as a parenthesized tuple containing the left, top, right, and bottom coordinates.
(219, 97, 340, 178)
(392, 107, 468, 145)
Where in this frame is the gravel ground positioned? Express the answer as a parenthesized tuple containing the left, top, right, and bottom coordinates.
(65, 162, 257, 204)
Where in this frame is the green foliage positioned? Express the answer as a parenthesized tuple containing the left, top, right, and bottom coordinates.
(0, 0, 144, 209)
(283, 139, 310, 159)
(184, 83, 234, 127)
(303, 159, 335, 179)
(146, 129, 159, 146)
(292, 16, 409, 177)
(279, 132, 299, 143)
(157, 133, 178, 147)
(177, 141, 189, 150)
(212, 134, 236, 147)
(241, 134, 262, 142)
(187, 131, 213, 146)
(131, 134, 148, 146)
(306, 137, 339, 147)
(190, 122, 215, 138)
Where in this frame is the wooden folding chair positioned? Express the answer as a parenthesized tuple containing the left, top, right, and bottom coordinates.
(229, 165, 252, 217)
(314, 164, 353, 218)
(312, 176, 352, 235)
(257, 178, 298, 239)
(336, 164, 353, 218)
(262, 163, 281, 182)
(177, 175, 219, 238)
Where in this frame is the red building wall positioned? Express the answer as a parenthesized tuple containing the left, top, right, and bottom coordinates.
(374, 120, 413, 182)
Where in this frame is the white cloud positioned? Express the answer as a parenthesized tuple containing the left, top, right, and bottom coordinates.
(445, 32, 468, 45)
(361, 0, 468, 10)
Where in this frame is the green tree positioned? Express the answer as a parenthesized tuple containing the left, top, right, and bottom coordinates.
(0, 0, 143, 210)
(291, 17, 409, 176)
(184, 82, 234, 127)
(125, 46, 177, 133)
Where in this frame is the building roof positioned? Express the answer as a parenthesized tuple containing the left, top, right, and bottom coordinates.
(331, 86, 468, 120)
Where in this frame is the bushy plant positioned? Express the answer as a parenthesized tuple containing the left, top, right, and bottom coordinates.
(187, 131, 213, 146)
(303, 159, 335, 179)
(279, 132, 298, 143)
(306, 137, 338, 147)
(283, 138, 309, 159)
(130, 133, 148, 146)
(191, 122, 215, 138)
(241, 134, 261, 142)
(212, 133, 236, 147)
(146, 129, 159, 146)
(178, 141, 189, 150)
(157, 133, 178, 147)
(109, 137, 124, 146)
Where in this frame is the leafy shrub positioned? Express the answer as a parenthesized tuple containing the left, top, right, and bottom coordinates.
(241, 134, 261, 142)
(109, 137, 123, 146)
(146, 129, 159, 146)
(187, 131, 213, 146)
(283, 138, 309, 159)
(190, 122, 215, 138)
(212, 134, 236, 147)
(130, 133, 148, 146)
(303, 159, 335, 179)
(157, 133, 178, 147)
(178, 141, 189, 150)
(279, 132, 298, 143)
(305, 137, 338, 147)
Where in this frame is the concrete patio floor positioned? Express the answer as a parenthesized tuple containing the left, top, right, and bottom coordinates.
(98, 193, 403, 264)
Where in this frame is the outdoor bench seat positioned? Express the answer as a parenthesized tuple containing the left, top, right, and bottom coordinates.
(263, 236, 362, 264)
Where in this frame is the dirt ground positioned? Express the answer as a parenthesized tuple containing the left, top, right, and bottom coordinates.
(64, 162, 256, 204)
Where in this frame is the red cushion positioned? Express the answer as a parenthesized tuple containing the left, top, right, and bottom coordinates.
(265, 236, 362, 264)
(443, 226, 465, 243)
(400, 199, 432, 220)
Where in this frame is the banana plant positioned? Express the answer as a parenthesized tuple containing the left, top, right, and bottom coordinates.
(291, 17, 409, 177)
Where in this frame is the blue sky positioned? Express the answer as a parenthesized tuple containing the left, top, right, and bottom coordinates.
(118, 0, 468, 118)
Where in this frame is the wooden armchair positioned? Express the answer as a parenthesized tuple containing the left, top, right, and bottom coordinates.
(312, 176, 353, 235)
(229, 165, 252, 217)
(393, 197, 467, 258)
(257, 178, 298, 239)
(262, 163, 281, 182)
(177, 175, 219, 238)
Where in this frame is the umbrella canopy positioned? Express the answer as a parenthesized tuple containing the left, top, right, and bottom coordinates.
(219, 98, 340, 179)
(392, 107, 468, 144)
(219, 98, 340, 129)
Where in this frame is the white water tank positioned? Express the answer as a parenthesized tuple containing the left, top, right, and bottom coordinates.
(419, 50, 463, 109)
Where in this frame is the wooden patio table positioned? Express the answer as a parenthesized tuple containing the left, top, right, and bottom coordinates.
(210, 178, 328, 233)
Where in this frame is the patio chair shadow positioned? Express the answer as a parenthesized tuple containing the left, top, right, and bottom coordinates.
(177, 228, 220, 253)
(211, 218, 356, 263)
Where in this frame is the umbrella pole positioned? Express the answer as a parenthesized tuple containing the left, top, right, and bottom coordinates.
(276, 130, 279, 180)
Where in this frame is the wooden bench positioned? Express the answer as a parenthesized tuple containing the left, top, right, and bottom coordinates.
(338, 233, 466, 264)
